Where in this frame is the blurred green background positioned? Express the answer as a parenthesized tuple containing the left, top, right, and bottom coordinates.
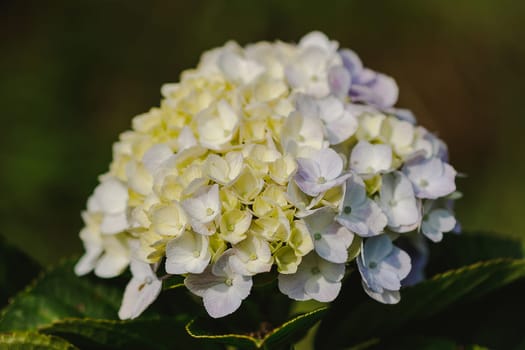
(1, 0, 524, 265)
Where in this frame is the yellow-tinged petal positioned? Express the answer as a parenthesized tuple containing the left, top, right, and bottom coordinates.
(126, 161, 153, 196)
(128, 193, 160, 230)
(319, 185, 344, 209)
(243, 144, 281, 175)
(252, 196, 273, 218)
(274, 245, 302, 274)
(176, 162, 205, 188)
(364, 174, 382, 195)
(196, 99, 240, 150)
(138, 230, 165, 263)
(251, 208, 290, 242)
(132, 110, 163, 133)
(254, 79, 288, 102)
(171, 146, 207, 170)
(288, 220, 314, 256)
(380, 116, 415, 156)
(262, 184, 290, 208)
(209, 234, 228, 263)
(269, 154, 297, 185)
(204, 154, 229, 184)
(219, 209, 253, 244)
(239, 118, 267, 144)
(219, 187, 240, 211)
(231, 166, 264, 202)
(356, 113, 385, 141)
(204, 151, 243, 185)
(156, 175, 183, 202)
(149, 202, 188, 237)
(347, 235, 362, 262)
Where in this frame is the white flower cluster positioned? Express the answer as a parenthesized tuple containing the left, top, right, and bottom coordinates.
(75, 32, 458, 319)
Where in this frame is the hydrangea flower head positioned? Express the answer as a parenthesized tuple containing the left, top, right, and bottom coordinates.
(76, 31, 459, 319)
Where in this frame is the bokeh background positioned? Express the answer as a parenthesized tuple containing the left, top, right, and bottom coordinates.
(1, 0, 524, 264)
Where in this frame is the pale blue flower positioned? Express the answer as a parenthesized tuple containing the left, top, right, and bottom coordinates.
(330, 49, 399, 109)
(411, 126, 449, 161)
(357, 235, 411, 304)
(421, 201, 457, 242)
(278, 252, 345, 302)
(336, 174, 387, 237)
(350, 140, 392, 176)
(377, 171, 420, 233)
(184, 250, 252, 318)
(286, 32, 341, 98)
(294, 148, 351, 196)
(303, 207, 354, 263)
(403, 157, 456, 199)
(384, 107, 416, 124)
(327, 65, 351, 99)
(296, 94, 358, 145)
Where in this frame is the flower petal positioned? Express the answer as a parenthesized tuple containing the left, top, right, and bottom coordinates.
(350, 141, 392, 175)
(165, 231, 211, 274)
(361, 281, 400, 304)
(118, 277, 162, 320)
(304, 274, 341, 302)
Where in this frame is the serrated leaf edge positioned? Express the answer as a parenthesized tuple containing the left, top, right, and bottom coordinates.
(186, 319, 261, 347)
(261, 307, 327, 345)
(421, 257, 524, 284)
(185, 307, 328, 348)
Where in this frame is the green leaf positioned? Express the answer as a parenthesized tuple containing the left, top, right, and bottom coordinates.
(0, 257, 220, 349)
(316, 258, 525, 349)
(0, 331, 78, 349)
(263, 307, 327, 349)
(186, 307, 327, 349)
(0, 236, 41, 307)
(427, 231, 525, 274)
(408, 278, 525, 349)
(40, 316, 217, 350)
(0, 259, 122, 332)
